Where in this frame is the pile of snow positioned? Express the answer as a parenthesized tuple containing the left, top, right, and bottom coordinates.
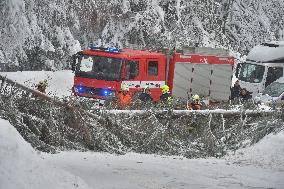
(0, 119, 90, 189)
(1, 70, 74, 97)
(1, 118, 284, 189)
(227, 131, 284, 170)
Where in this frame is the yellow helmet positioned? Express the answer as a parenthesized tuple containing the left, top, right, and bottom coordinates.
(161, 85, 169, 93)
(39, 79, 48, 87)
(120, 83, 129, 91)
(43, 79, 48, 86)
(192, 94, 200, 100)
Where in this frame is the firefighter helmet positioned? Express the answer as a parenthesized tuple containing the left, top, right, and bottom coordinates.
(192, 94, 200, 100)
(39, 79, 48, 87)
(120, 83, 129, 91)
(161, 85, 169, 93)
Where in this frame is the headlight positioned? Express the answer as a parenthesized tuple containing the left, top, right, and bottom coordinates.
(102, 89, 115, 97)
(74, 85, 86, 94)
(102, 89, 109, 96)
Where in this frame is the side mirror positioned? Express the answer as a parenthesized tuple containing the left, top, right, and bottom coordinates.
(71, 54, 77, 72)
(71, 52, 82, 72)
(235, 63, 242, 78)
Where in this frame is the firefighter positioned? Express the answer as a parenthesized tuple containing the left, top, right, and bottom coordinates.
(160, 85, 173, 104)
(116, 83, 132, 109)
(187, 94, 202, 110)
(239, 88, 252, 102)
(36, 79, 48, 93)
(230, 80, 242, 100)
(138, 85, 153, 103)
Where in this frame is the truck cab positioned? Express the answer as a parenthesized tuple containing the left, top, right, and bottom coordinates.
(236, 41, 284, 97)
(71, 47, 166, 101)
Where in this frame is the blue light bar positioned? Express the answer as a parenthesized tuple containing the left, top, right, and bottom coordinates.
(107, 47, 120, 53)
(89, 45, 121, 53)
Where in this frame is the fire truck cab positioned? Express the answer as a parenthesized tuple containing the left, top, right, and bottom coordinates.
(72, 47, 166, 101)
(71, 46, 235, 102)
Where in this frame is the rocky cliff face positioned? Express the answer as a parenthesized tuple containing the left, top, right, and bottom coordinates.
(0, 0, 283, 70)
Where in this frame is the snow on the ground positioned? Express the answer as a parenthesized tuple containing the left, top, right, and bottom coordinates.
(226, 131, 284, 171)
(0, 70, 74, 97)
(1, 118, 284, 189)
(45, 151, 284, 189)
(0, 119, 91, 189)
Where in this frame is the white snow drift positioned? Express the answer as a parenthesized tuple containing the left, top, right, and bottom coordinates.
(0, 119, 91, 189)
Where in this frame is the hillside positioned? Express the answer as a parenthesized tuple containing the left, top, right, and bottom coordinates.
(0, 0, 283, 70)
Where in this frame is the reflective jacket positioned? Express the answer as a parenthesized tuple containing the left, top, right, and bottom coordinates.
(139, 93, 153, 102)
(160, 92, 173, 104)
(117, 92, 132, 108)
(36, 84, 46, 93)
(188, 102, 202, 110)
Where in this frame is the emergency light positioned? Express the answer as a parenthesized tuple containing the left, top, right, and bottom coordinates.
(75, 85, 85, 94)
(89, 45, 121, 53)
(102, 89, 115, 97)
(107, 47, 121, 53)
(103, 89, 109, 96)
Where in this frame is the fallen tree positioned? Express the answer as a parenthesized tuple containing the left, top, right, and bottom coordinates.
(0, 75, 283, 158)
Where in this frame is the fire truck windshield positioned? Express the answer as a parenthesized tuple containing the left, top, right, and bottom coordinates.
(76, 55, 122, 81)
(238, 63, 265, 83)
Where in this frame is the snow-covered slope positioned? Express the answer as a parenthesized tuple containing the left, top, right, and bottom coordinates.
(1, 118, 284, 189)
(1, 70, 74, 97)
(0, 119, 91, 189)
(226, 131, 284, 171)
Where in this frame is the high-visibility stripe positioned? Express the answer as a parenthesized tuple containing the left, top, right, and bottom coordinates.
(122, 81, 166, 89)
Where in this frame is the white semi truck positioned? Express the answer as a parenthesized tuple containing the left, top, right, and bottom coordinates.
(235, 41, 284, 97)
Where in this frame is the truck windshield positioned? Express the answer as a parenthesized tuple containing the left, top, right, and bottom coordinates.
(238, 63, 265, 83)
(263, 82, 284, 97)
(76, 55, 122, 81)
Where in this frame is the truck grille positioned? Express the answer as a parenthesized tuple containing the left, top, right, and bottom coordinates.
(83, 87, 105, 96)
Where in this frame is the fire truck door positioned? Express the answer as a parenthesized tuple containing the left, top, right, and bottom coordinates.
(122, 60, 141, 93)
(141, 59, 166, 101)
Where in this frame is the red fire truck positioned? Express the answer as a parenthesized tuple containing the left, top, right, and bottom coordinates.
(71, 46, 234, 102)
